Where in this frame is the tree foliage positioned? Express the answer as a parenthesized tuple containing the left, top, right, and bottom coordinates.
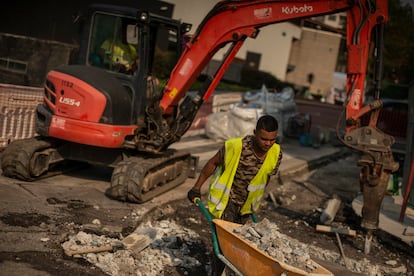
(383, 0, 414, 84)
(240, 67, 282, 90)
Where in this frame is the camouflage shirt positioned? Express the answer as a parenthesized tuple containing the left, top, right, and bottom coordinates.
(220, 135, 283, 207)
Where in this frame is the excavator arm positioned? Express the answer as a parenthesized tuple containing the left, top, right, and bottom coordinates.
(149, 0, 356, 146)
(141, 0, 395, 253)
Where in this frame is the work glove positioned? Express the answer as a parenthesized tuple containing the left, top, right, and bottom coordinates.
(187, 188, 201, 205)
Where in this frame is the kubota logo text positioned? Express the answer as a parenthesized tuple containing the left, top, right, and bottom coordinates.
(59, 96, 80, 107)
(282, 4, 313, 14)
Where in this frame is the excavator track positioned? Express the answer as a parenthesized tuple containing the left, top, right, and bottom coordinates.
(1, 138, 197, 203)
(1, 137, 53, 181)
(106, 149, 197, 203)
(1, 137, 86, 181)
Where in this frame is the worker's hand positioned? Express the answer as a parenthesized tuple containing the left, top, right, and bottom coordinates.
(187, 188, 201, 205)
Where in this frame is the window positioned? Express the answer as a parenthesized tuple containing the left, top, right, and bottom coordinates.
(327, 15, 337, 22)
(151, 24, 181, 80)
(246, 51, 261, 70)
(0, 57, 28, 74)
(88, 13, 140, 75)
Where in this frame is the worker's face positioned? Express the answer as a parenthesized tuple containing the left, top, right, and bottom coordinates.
(254, 128, 277, 152)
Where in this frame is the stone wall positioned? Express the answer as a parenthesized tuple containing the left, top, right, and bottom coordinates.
(0, 33, 78, 87)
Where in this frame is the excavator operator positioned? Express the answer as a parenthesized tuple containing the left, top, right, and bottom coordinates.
(99, 22, 139, 74)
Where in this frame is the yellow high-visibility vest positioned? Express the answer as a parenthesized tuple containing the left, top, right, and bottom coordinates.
(101, 39, 137, 70)
(207, 137, 280, 218)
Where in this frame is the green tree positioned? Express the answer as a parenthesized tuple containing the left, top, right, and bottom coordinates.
(383, 0, 414, 84)
(240, 67, 282, 90)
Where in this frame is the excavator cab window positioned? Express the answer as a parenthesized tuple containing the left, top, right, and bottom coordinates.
(139, 21, 186, 103)
(87, 11, 185, 83)
(148, 23, 182, 84)
(88, 13, 140, 76)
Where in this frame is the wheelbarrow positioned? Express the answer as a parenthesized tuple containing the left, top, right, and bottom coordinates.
(195, 198, 333, 276)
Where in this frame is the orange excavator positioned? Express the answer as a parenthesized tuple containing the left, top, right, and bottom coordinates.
(1, 0, 396, 253)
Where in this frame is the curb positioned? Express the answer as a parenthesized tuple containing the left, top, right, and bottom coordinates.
(278, 147, 352, 183)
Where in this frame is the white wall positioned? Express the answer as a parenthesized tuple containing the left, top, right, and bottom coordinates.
(167, 0, 300, 81)
(239, 23, 300, 81)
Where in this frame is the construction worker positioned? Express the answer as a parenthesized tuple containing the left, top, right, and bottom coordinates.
(187, 114, 283, 275)
(100, 30, 138, 74)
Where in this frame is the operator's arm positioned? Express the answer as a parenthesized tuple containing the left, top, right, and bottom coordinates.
(187, 148, 223, 203)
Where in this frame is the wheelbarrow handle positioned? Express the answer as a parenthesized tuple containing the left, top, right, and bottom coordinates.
(194, 198, 212, 222)
(195, 198, 243, 276)
(195, 198, 220, 253)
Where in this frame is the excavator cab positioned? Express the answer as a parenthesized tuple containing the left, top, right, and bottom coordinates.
(35, 4, 192, 150)
(76, 4, 191, 128)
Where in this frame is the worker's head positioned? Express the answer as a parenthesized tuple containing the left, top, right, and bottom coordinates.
(254, 115, 278, 152)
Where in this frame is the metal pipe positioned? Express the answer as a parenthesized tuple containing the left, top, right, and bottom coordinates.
(372, 23, 385, 99)
(399, 152, 414, 222)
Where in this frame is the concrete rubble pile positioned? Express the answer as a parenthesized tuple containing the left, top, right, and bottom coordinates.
(61, 213, 407, 275)
(62, 219, 204, 276)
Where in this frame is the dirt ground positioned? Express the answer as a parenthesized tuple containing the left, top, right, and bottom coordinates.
(0, 154, 413, 275)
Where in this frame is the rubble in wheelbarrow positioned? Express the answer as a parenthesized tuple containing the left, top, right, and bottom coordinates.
(233, 218, 317, 273)
(233, 218, 409, 275)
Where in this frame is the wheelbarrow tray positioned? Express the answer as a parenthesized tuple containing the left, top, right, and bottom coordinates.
(213, 219, 333, 276)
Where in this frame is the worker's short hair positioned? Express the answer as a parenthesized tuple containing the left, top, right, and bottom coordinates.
(256, 115, 278, 132)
